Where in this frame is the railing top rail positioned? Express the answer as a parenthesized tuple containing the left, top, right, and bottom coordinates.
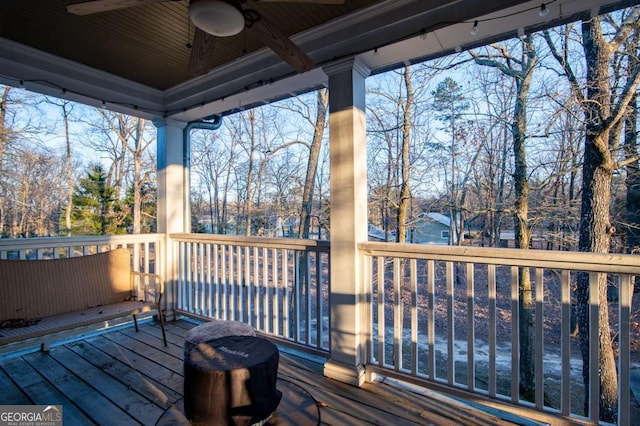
(170, 233, 330, 252)
(359, 241, 640, 274)
(0, 234, 165, 251)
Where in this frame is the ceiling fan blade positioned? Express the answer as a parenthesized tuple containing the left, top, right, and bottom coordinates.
(67, 0, 170, 16)
(257, 0, 345, 3)
(246, 13, 314, 74)
(188, 28, 217, 77)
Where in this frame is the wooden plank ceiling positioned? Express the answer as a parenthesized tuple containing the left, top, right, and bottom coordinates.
(0, 0, 381, 90)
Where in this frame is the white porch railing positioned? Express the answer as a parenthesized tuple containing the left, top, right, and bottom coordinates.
(170, 233, 331, 353)
(0, 234, 164, 275)
(3, 234, 639, 424)
(360, 242, 640, 425)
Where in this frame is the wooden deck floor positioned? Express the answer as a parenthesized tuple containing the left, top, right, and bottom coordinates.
(0, 320, 530, 426)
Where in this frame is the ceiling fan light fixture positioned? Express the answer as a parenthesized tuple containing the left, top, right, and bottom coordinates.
(189, 0, 245, 37)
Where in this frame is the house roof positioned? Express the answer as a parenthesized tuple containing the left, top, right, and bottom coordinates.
(0, 0, 635, 121)
(424, 212, 451, 227)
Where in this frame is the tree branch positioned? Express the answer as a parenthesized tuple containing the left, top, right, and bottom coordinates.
(602, 58, 640, 133)
(543, 29, 585, 105)
(609, 7, 640, 53)
(469, 50, 521, 79)
(615, 154, 640, 170)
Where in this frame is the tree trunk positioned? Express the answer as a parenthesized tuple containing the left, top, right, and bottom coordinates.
(0, 86, 10, 236)
(299, 89, 328, 239)
(576, 149, 617, 420)
(624, 33, 640, 294)
(472, 35, 537, 401)
(245, 111, 256, 236)
(577, 16, 619, 421)
(132, 118, 144, 234)
(62, 103, 73, 236)
(512, 40, 534, 402)
(397, 66, 413, 244)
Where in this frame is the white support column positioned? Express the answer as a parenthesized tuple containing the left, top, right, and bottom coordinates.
(154, 118, 189, 319)
(323, 57, 370, 387)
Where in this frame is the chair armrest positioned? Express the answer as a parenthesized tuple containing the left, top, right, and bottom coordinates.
(130, 271, 164, 304)
(130, 270, 168, 347)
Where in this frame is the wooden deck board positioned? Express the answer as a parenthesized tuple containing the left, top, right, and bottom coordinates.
(280, 364, 454, 426)
(278, 363, 408, 424)
(0, 366, 30, 405)
(23, 350, 139, 425)
(86, 334, 184, 392)
(65, 339, 182, 408)
(1, 356, 94, 424)
(0, 320, 532, 426)
(48, 345, 165, 424)
(102, 331, 184, 374)
(137, 321, 188, 346)
(119, 326, 185, 359)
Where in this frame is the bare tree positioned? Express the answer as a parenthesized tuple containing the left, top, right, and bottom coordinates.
(466, 67, 513, 247)
(367, 102, 399, 241)
(297, 89, 328, 239)
(471, 34, 538, 401)
(191, 130, 238, 234)
(367, 65, 438, 242)
(127, 118, 154, 234)
(61, 102, 73, 236)
(45, 98, 75, 236)
(544, 9, 640, 420)
(229, 106, 309, 236)
(265, 89, 329, 238)
(244, 110, 258, 235)
(396, 66, 413, 244)
(0, 86, 57, 237)
(0, 86, 10, 235)
(535, 97, 584, 251)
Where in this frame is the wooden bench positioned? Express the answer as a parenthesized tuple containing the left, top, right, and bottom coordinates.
(0, 248, 167, 353)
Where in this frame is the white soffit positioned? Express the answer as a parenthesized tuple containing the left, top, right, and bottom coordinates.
(357, 0, 626, 72)
(0, 38, 164, 120)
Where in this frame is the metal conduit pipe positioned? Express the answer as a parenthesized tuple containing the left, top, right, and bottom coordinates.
(183, 115, 223, 231)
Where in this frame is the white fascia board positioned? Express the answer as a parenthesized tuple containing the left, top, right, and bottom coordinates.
(167, 68, 327, 122)
(0, 37, 165, 120)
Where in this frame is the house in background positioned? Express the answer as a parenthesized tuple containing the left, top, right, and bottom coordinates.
(373, 212, 469, 245)
(411, 212, 459, 245)
(368, 224, 388, 242)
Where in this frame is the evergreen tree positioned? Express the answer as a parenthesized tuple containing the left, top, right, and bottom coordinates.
(431, 77, 469, 244)
(71, 164, 124, 235)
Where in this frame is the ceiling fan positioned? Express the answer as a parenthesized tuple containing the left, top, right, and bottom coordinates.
(66, 0, 345, 76)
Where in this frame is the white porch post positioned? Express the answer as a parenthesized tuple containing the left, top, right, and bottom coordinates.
(154, 118, 189, 319)
(323, 57, 370, 386)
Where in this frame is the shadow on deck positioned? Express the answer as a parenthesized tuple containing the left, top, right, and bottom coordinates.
(1, 319, 542, 425)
